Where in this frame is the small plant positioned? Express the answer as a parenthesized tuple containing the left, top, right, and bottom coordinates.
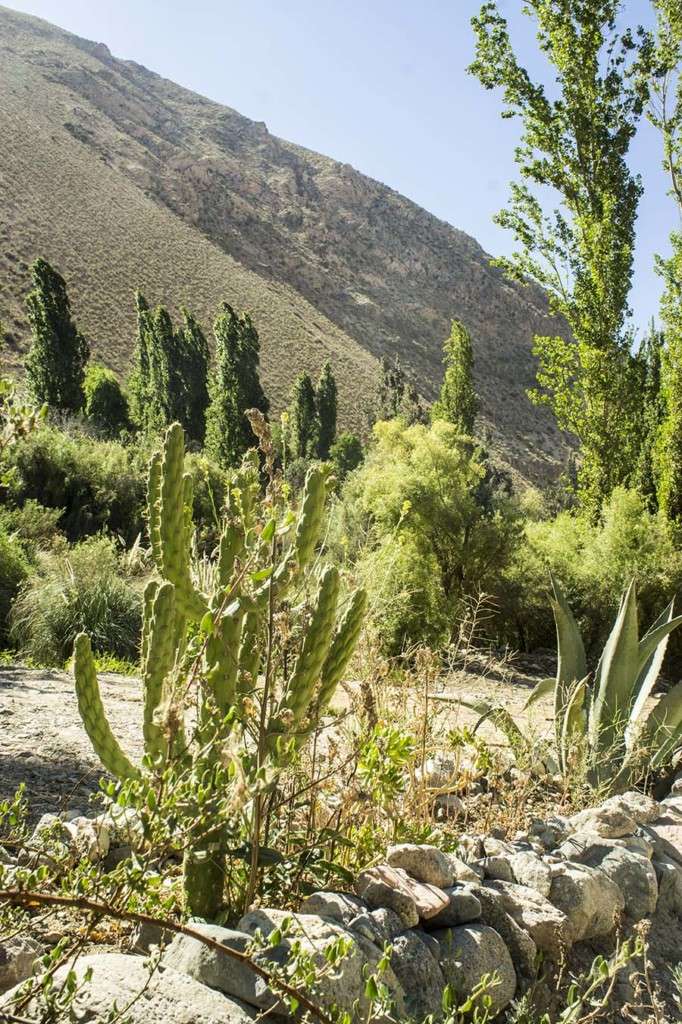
(72, 421, 366, 919)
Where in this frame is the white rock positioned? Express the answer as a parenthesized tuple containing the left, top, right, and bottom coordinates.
(508, 850, 553, 897)
(387, 843, 455, 888)
(433, 924, 516, 1014)
(0, 936, 42, 995)
(482, 880, 571, 961)
(446, 854, 484, 884)
(65, 816, 110, 863)
(549, 862, 625, 940)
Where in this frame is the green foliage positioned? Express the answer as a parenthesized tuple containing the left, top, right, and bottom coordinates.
(346, 419, 520, 651)
(0, 500, 63, 561)
(83, 365, 130, 438)
(10, 536, 142, 667)
(205, 304, 269, 467)
(0, 526, 30, 645)
(372, 355, 426, 427)
(72, 422, 366, 919)
(469, 2, 650, 514)
(357, 723, 416, 808)
(7, 425, 146, 543)
(24, 258, 90, 413)
(316, 360, 337, 459)
(633, 326, 665, 509)
(329, 432, 364, 482)
(177, 308, 210, 444)
(431, 319, 478, 434)
(286, 371, 319, 461)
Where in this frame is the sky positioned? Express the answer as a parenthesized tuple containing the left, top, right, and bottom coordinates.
(6, 0, 678, 333)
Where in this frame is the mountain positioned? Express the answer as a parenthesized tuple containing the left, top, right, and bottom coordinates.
(0, 4, 569, 478)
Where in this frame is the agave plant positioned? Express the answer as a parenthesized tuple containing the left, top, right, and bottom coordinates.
(459, 575, 682, 793)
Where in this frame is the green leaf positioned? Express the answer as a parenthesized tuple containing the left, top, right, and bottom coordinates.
(523, 676, 555, 710)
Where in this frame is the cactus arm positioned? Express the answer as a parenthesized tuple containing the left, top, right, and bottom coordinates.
(73, 633, 139, 781)
(293, 467, 326, 570)
(217, 521, 244, 591)
(204, 598, 245, 715)
(316, 588, 367, 712)
(147, 452, 163, 569)
(279, 566, 340, 728)
(158, 424, 207, 621)
(141, 579, 159, 669)
(237, 607, 262, 697)
(142, 581, 177, 763)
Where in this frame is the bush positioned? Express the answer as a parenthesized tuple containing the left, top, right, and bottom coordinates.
(505, 487, 682, 660)
(0, 527, 30, 645)
(8, 426, 145, 542)
(10, 536, 143, 666)
(330, 432, 364, 482)
(184, 452, 228, 551)
(0, 500, 63, 560)
(83, 365, 130, 438)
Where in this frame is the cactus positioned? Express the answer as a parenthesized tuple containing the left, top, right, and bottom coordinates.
(72, 423, 366, 919)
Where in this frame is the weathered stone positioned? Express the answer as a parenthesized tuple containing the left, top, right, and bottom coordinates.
(561, 841, 658, 921)
(238, 909, 406, 1018)
(66, 815, 110, 863)
(433, 924, 516, 1014)
(96, 806, 145, 848)
(549, 862, 625, 940)
(481, 855, 514, 883)
(641, 812, 682, 867)
(348, 908, 404, 945)
(558, 832, 654, 861)
(434, 793, 465, 819)
(299, 891, 366, 927)
(355, 864, 449, 922)
(568, 793, 659, 839)
(389, 930, 446, 1021)
(613, 792, 661, 825)
(464, 886, 538, 989)
(164, 923, 283, 1013)
(357, 880, 419, 928)
(483, 837, 514, 856)
(423, 886, 482, 928)
(482, 880, 572, 961)
(653, 855, 682, 917)
(0, 953, 256, 1023)
(446, 854, 483, 883)
(387, 843, 455, 888)
(23, 813, 75, 867)
(508, 850, 552, 897)
(454, 835, 485, 862)
(0, 935, 42, 995)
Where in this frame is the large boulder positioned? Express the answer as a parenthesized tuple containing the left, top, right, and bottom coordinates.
(299, 891, 367, 927)
(507, 850, 553, 898)
(238, 908, 406, 1018)
(432, 924, 516, 1015)
(423, 886, 482, 928)
(565, 841, 658, 922)
(387, 843, 455, 888)
(549, 862, 624, 940)
(464, 886, 537, 990)
(0, 953, 257, 1023)
(482, 880, 572, 961)
(0, 935, 42, 995)
(389, 930, 446, 1021)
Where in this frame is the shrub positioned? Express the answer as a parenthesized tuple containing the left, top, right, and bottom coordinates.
(0, 500, 63, 560)
(330, 432, 364, 482)
(83, 365, 130, 438)
(10, 536, 142, 666)
(0, 527, 30, 645)
(8, 426, 145, 542)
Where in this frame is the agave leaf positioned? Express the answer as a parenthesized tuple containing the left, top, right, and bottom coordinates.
(550, 573, 587, 742)
(589, 579, 639, 756)
(635, 607, 682, 680)
(636, 681, 682, 771)
(559, 676, 588, 773)
(457, 697, 528, 757)
(523, 677, 555, 711)
(626, 598, 678, 750)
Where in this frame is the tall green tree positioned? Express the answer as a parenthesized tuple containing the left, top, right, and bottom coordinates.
(205, 304, 269, 468)
(469, 1, 650, 515)
(431, 319, 478, 433)
(650, 0, 682, 519)
(372, 354, 425, 426)
(177, 308, 210, 445)
(24, 258, 90, 412)
(633, 324, 665, 510)
(316, 361, 337, 459)
(287, 371, 319, 460)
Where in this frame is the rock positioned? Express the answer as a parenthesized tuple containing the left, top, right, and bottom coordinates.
(481, 855, 514, 883)
(613, 792, 661, 825)
(416, 754, 458, 791)
(670, 775, 682, 796)
(387, 843, 455, 888)
(348, 908, 404, 945)
(66, 816, 110, 863)
(433, 924, 516, 1014)
(0, 935, 42, 995)
(0, 952, 256, 1023)
(355, 864, 449, 922)
(131, 920, 175, 953)
(299, 891, 366, 927)
(423, 886, 482, 928)
(389, 930, 446, 1021)
(528, 815, 570, 851)
(482, 881, 572, 961)
(508, 850, 553, 897)
(482, 837, 514, 856)
(653, 855, 682, 916)
(559, 839, 658, 921)
(96, 806, 145, 848)
(454, 835, 485, 862)
(557, 831, 653, 861)
(163, 923, 284, 1013)
(568, 793, 659, 839)
(464, 886, 537, 989)
(238, 909, 406, 1018)
(434, 794, 465, 819)
(23, 814, 75, 867)
(549, 862, 625, 940)
(642, 810, 682, 867)
(446, 854, 483, 883)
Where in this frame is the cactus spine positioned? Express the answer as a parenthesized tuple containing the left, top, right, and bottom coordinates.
(72, 425, 366, 920)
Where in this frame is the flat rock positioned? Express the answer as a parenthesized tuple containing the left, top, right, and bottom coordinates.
(299, 891, 366, 927)
(549, 862, 625, 941)
(563, 841, 658, 922)
(422, 886, 482, 928)
(433, 924, 516, 1014)
(356, 864, 449, 922)
(0, 953, 256, 1023)
(387, 843, 455, 888)
(446, 854, 483, 883)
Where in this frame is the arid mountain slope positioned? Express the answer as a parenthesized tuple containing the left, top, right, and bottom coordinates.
(0, 5, 569, 476)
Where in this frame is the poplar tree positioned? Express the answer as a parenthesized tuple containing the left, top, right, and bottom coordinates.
(469, 1, 650, 515)
(287, 371, 319, 460)
(205, 304, 268, 468)
(316, 361, 337, 459)
(24, 258, 89, 412)
(431, 319, 478, 434)
(177, 308, 210, 445)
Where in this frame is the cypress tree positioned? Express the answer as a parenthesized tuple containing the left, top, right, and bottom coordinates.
(633, 325, 664, 510)
(374, 355, 406, 422)
(431, 319, 478, 434)
(128, 291, 151, 428)
(205, 304, 268, 468)
(177, 308, 210, 445)
(288, 372, 319, 460)
(316, 361, 337, 459)
(24, 258, 89, 412)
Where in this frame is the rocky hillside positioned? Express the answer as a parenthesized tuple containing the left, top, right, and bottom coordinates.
(0, 4, 569, 477)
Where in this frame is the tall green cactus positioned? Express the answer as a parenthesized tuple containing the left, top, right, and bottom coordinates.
(72, 422, 366, 919)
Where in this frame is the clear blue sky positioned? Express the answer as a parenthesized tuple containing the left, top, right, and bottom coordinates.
(8, 0, 677, 333)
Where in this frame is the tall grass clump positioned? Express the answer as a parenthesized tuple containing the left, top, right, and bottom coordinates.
(0, 526, 30, 646)
(10, 536, 142, 666)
